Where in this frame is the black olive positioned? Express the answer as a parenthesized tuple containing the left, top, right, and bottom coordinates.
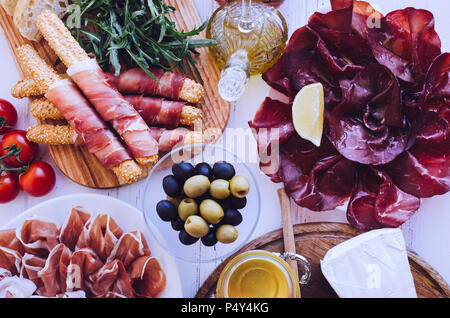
(163, 175, 182, 197)
(229, 196, 247, 209)
(213, 162, 236, 180)
(172, 162, 195, 182)
(201, 229, 218, 247)
(222, 208, 243, 226)
(156, 200, 178, 222)
(179, 229, 199, 246)
(217, 199, 232, 210)
(171, 218, 185, 231)
(194, 162, 212, 179)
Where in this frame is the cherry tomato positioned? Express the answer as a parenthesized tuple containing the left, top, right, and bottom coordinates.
(0, 99, 18, 135)
(1, 130, 38, 168)
(0, 172, 19, 203)
(19, 161, 56, 197)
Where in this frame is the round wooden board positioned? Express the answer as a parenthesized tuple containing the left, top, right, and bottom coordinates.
(0, 0, 230, 189)
(196, 223, 450, 298)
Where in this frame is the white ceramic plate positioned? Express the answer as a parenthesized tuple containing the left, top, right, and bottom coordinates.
(1, 194, 183, 298)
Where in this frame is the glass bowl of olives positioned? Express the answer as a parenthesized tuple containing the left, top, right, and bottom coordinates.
(142, 144, 261, 263)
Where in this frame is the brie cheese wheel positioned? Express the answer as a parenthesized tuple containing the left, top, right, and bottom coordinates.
(320, 228, 417, 298)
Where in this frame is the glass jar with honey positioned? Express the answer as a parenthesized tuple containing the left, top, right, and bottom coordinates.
(216, 250, 311, 298)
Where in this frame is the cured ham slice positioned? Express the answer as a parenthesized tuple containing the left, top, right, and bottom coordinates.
(107, 232, 150, 269)
(149, 127, 192, 153)
(0, 247, 22, 275)
(106, 68, 186, 101)
(76, 214, 123, 261)
(46, 79, 132, 170)
(59, 207, 91, 251)
(91, 260, 134, 298)
(37, 244, 72, 297)
(16, 218, 59, 257)
(69, 248, 103, 293)
(21, 253, 46, 291)
(0, 229, 23, 255)
(130, 256, 166, 298)
(67, 59, 159, 161)
(125, 95, 186, 127)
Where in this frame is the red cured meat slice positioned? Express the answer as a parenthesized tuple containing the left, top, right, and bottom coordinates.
(16, 218, 59, 257)
(125, 95, 186, 127)
(0, 247, 21, 275)
(46, 79, 132, 169)
(38, 244, 72, 297)
(107, 232, 150, 269)
(68, 60, 159, 159)
(130, 256, 166, 298)
(0, 229, 23, 255)
(21, 253, 46, 290)
(59, 207, 91, 251)
(91, 260, 134, 298)
(149, 127, 192, 153)
(76, 214, 123, 261)
(106, 68, 186, 101)
(347, 166, 420, 230)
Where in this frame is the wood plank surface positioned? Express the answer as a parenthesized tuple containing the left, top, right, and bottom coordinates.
(0, 0, 230, 188)
(196, 222, 450, 298)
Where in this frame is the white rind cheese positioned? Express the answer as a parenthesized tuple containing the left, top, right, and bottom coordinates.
(320, 228, 417, 298)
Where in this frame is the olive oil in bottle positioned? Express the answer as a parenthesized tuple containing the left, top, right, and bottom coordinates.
(206, 0, 288, 101)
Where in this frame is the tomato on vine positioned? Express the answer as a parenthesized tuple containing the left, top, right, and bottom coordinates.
(0, 99, 17, 135)
(0, 171, 19, 203)
(1, 130, 38, 168)
(19, 161, 56, 197)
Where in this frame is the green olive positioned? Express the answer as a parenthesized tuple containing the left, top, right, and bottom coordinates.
(178, 198, 198, 221)
(200, 199, 224, 225)
(209, 179, 230, 200)
(167, 195, 182, 208)
(216, 225, 238, 244)
(184, 175, 211, 198)
(230, 175, 250, 198)
(185, 215, 209, 238)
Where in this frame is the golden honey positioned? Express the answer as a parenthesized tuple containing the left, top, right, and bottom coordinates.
(217, 250, 300, 298)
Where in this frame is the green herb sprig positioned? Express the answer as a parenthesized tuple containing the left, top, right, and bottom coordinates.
(67, 0, 217, 84)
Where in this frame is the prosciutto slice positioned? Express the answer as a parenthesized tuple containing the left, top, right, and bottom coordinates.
(91, 260, 134, 298)
(21, 253, 46, 290)
(37, 244, 72, 297)
(125, 95, 186, 127)
(46, 79, 132, 169)
(0, 276, 36, 298)
(16, 218, 59, 257)
(0, 247, 22, 275)
(106, 68, 186, 101)
(67, 60, 159, 159)
(130, 256, 166, 298)
(107, 232, 150, 269)
(149, 127, 192, 153)
(59, 207, 91, 251)
(76, 214, 123, 261)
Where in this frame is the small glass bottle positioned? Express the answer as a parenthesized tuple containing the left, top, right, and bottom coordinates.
(207, 0, 288, 102)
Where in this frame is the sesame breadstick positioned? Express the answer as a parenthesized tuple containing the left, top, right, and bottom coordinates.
(30, 97, 64, 120)
(27, 124, 78, 145)
(16, 45, 142, 184)
(11, 79, 45, 98)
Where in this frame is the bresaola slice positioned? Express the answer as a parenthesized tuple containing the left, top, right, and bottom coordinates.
(254, 0, 450, 230)
(347, 167, 420, 230)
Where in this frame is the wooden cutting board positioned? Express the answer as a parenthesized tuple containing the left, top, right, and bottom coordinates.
(0, 0, 230, 188)
(196, 222, 450, 298)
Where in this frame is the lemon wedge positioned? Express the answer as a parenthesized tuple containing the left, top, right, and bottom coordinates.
(292, 83, 325, 147)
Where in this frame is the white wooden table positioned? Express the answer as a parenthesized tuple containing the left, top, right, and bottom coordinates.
(0, 0, 449, 298)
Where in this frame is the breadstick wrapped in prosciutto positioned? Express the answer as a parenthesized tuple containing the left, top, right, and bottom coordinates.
(27, 124, 202, 154)
(106, 68, 204, 104)
(36, 11, 159, 167)
(16, 45, 141, 184)
(124, 96, 202, 127)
